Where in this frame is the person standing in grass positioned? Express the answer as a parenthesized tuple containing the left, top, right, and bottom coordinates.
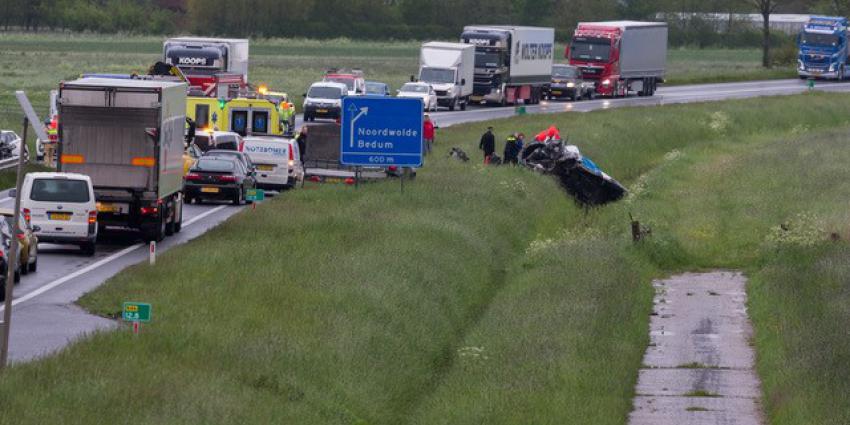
(479, 126, 495, 163)
(503, 133, 519, 165)
(423, 114, 435, 156)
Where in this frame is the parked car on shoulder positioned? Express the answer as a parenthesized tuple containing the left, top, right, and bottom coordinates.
(303, 82, 347, 122)
(365, 81, 391, 96)
(397, 82, 438, 111)
(0, 208, 38, 274)
(0, 130, 28, 160)
(545, 64, 595, 101)
(15, 172, 97, 256)
(242, 136, 304, 190)
(184, 157, 257, 205)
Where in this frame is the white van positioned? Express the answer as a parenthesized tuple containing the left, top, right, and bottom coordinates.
(16, 172, 97, 256)
(242, 136, 304, 190)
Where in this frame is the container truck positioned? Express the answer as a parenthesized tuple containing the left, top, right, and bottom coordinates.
(461, 26, 555, 105)
(797, 16, 849, 80)
(568, 21, 667, 97)
(57, 78, 187, 242)
(418, 42, 475, 111)
(163, 37, 249, 91)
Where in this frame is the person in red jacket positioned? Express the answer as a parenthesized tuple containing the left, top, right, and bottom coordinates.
(423, 114, 435, 156)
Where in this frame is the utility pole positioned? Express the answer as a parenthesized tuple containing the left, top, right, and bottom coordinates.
(1, 91, 48, 370)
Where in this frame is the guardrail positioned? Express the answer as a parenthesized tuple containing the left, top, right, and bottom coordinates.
(0, 157, 21, 172)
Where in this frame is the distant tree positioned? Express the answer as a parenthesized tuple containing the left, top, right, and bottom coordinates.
(747, 0, 782, 67)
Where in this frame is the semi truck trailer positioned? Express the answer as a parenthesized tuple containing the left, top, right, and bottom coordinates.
(568, 21, 667, 97)
(418, 42, 474, 111)
(461, 25, 555, 105)
(57, 78, 187, 242)
(797, 16, 849, 80)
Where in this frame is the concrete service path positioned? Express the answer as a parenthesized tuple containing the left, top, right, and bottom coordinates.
(629, 271, 764, 425)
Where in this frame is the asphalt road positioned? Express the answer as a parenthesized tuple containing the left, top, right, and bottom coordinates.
(5, 77, 850, 363)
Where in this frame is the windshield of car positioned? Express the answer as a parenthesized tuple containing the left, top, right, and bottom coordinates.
(420, 68, 455, 83)
(571, 40, 612, 62)
(800, 32, 840, 47)
(308, 86, 344, 99)
(195, 159, 235, 172)
(365, 82, 387, 94)
(30, 178, 90, 203)
(401, 84, 429, 93)
(474, 51, 502, 68)
(324, 77, 354, 90)
(552, 65, 578, 78)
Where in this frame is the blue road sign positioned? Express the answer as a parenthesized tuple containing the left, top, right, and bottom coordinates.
(341, 97, 423, 167)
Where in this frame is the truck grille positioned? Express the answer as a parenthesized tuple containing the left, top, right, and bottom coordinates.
(435, 90, 449, 97)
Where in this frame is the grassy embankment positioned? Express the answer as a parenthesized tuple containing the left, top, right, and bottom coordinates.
(0, 92, 846, 424)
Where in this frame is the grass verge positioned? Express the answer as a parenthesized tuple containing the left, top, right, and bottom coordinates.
(0, 92, 848, 424)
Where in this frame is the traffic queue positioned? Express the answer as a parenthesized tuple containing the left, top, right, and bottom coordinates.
(0, 20, 668, 299)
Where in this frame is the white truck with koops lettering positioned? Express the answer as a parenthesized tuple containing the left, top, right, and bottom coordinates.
(461, 25, 555, 105)
(242, 136, 303, 190)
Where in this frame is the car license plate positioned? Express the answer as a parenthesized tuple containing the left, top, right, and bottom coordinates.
(201, 187, 220, 193)
(316, 109, 328, 113)
(552, 90, 562, 95)
(97, 203, 117, 213)
(258, 165, 275, 171)
(48, 212, 72, 221)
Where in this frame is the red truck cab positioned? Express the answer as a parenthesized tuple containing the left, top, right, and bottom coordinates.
(568, 21, 667, 98)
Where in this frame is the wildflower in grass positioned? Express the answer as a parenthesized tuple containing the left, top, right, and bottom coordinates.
(458, 346, 489, 361)
(765, 212, 826, 247)
(708, 111, 731, 133)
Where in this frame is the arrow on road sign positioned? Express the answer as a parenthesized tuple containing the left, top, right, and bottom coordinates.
(348, 105, 369, 148)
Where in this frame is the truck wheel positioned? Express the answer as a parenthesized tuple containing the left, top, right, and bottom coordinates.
(144, 209, 166, 243)
(460, 100, 467, 111)
(449, 98, 456, 111)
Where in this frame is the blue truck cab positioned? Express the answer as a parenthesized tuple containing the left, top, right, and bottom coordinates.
(798, 16, 849, 80)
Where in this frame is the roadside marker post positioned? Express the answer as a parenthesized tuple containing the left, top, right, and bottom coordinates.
(340, 97, 423, 192)
(149, 241, 156, 265)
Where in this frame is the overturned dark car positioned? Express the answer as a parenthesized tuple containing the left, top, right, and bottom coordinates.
(521, 135, 626, 206)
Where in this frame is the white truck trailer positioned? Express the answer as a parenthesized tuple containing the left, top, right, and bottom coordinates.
(461, 25, 555, 105)
(418, 42, 475, 111)
(57, 78, 187, 242)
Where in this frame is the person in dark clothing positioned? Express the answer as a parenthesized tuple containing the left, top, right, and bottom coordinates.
(185, 117, 196, 147)
(295, 126, 308, 161)
(479, 127, 495, 163)
(503, 134, 519, 165)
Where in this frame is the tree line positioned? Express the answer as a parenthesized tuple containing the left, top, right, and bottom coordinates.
(1, 0, 849, 45)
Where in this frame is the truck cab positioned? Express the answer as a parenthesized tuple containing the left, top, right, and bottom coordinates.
(163, 37, 250, 92)
(798, 16, 849, 80)
(461, 28, 511, 104)
(323, 71, 365, 97)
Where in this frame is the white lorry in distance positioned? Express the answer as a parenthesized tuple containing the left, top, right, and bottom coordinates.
(418, 42, 475, 111)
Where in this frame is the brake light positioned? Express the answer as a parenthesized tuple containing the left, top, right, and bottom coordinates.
(238, 140, 245, 152)
(22, 208, 30, 223)
(344, 177, 356, 185)
(16, 233, 25, 241)
(185, 173, 201, 181)
(88, 211, 97, 224)
(388, 165, 398, 172)
(289, 147, 294, 161)
(140, 207, 158, 216)
(217, 175, 237, 182)
(309, 176, 321, 183)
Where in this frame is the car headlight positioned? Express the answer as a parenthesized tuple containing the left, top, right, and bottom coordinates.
(566, 82, 575, 88)
(829, 63, 837, 72)
(602, 79, 611, 86)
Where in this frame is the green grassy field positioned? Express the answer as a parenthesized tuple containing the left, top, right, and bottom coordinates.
(0, 92, 846, 424)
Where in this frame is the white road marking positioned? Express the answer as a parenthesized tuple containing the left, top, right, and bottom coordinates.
(0, 205, 228, 311)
